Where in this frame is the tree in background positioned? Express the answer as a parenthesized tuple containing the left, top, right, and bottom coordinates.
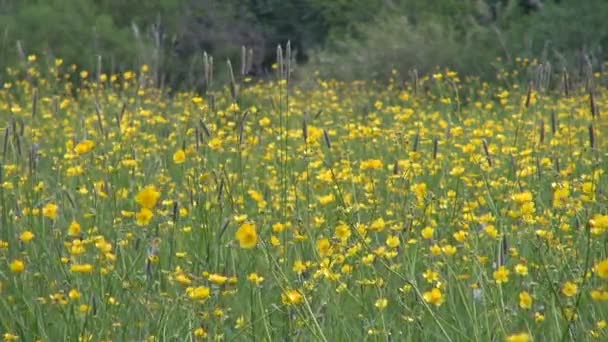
(0, 0, 605, 87)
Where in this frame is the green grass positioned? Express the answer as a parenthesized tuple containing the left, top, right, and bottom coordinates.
(0, 58, 607, 341)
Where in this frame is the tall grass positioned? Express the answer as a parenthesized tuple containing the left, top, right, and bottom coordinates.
(0, 53, 606, 341)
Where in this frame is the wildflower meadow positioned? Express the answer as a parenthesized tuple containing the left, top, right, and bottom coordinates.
(0, 54, 607, 341)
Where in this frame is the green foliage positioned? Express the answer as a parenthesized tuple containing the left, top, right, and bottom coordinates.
(0, 0, 606, 87)
(307, 0, 608, 82)
(504, 1, 608, 63)
(0, 0, 135, 71)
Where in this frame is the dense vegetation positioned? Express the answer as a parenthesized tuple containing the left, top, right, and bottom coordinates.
(0, 50, 606, 341)
(0, 1, 607, 340)
(1, 0, 607, 88)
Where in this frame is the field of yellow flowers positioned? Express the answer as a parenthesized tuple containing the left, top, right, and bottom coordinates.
(0, 56, 607, 341)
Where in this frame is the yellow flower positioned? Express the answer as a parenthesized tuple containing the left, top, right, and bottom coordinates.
(370, 218, 386, 232)
(70, 263, 93, 273)
(449, 165, 465, 177)
(194, 327, 207, 337)
(317, 238, 332, 257)
(270, 235, 281, 246)
(293, 260, 308, 274)
(136, 207, 154, 226)
(590, 214, 608, 231)
(519, 291, 532, 310)
(421, 226, 434, 239)
(235, 315, 246, 329)
(484, 225, 498, 239)
(236, 222, 258, 249)
(412, 183, 427, 200)
(595, 258, 608, 278)
(386, 235, 400, 248)
(50, 292, 68, 305)
(515, 264, 528, 276)
(68, 289, 81, 300)
(135, 185, 161, 209)
(175, 273, 192, 286)
(42, 203, 59, 220)
(591, 290, 608, 301)
(186, 286, 211, 301)
(563, 307, 578, 321)
(442, 245, 457, 255)
(228, 103, 240, 112)
(562, 281, 578, 297)
(208, 273, 228, 285)
(272, 222, 286, 233)
(74, 140, 95, 154)
(335, 223, 351, 240)
(3, 333, 19, 341)
(173, 149, 186, 164)
(208, 137, 223, 150)
(66, 165, 84, 176)
(360, 159, 383, 170)
(375, 298, 388, 310)
(19, 231, 34, 242)
(68, 220, 81, 236)
(281, 289, 304, 305)
(493, 266, 510, 284)
(505, 332, 531, 342)
(423, 287, 444, 306)
(259, 117, 271, 126)
(423, 269, 439, 283)
(534, 312, 545, 323)
(247, 189, 267, 209)
(317, 193, 335, 205)
(552, 183, 570, 208)
(69, 240, 86, 255)
(248, 273, 265, 285)
(512, 191, 533, 204)
(9, 259, 25, 273)
(453, 230, 468, 242)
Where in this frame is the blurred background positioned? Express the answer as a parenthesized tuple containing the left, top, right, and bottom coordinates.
(0, 0, 606, 89)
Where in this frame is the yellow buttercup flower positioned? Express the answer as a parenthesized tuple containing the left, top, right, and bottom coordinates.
(42, 203, 59, 219)
(186, 286, 211, 301)
(208, 273, 228, 285)
(595, 258, 608, 278)
(494, 266, 510, 284)
(421, 226, 434, 239)
(281, 289, 303, 305)
(68, 220, 81, 236)
(248, 273, 265, 285)
(386, 235, 400, 248)
(135, 185, 160, 209)
(19, 231, 35, 242)
(375, 297, 388, 310)
(74, 140, 95, 154)
(70, 263, 93, 273)
(317, 238, 332, 257)
(173, 149, 186, 164)
(9, 259, 25, 273)
(236, 222, 258, 249)
(519, 291, 532, 310)
(360, 159, 383, 170)
(136, 207, 154, 226)
(562, 281, 578, 297)
(505, 332, 531, 342)
(423, 287, 444, 306)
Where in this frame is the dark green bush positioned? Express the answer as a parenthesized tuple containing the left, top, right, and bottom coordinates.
(0, 0, 605, 87)
(306, 0, 608, 82)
